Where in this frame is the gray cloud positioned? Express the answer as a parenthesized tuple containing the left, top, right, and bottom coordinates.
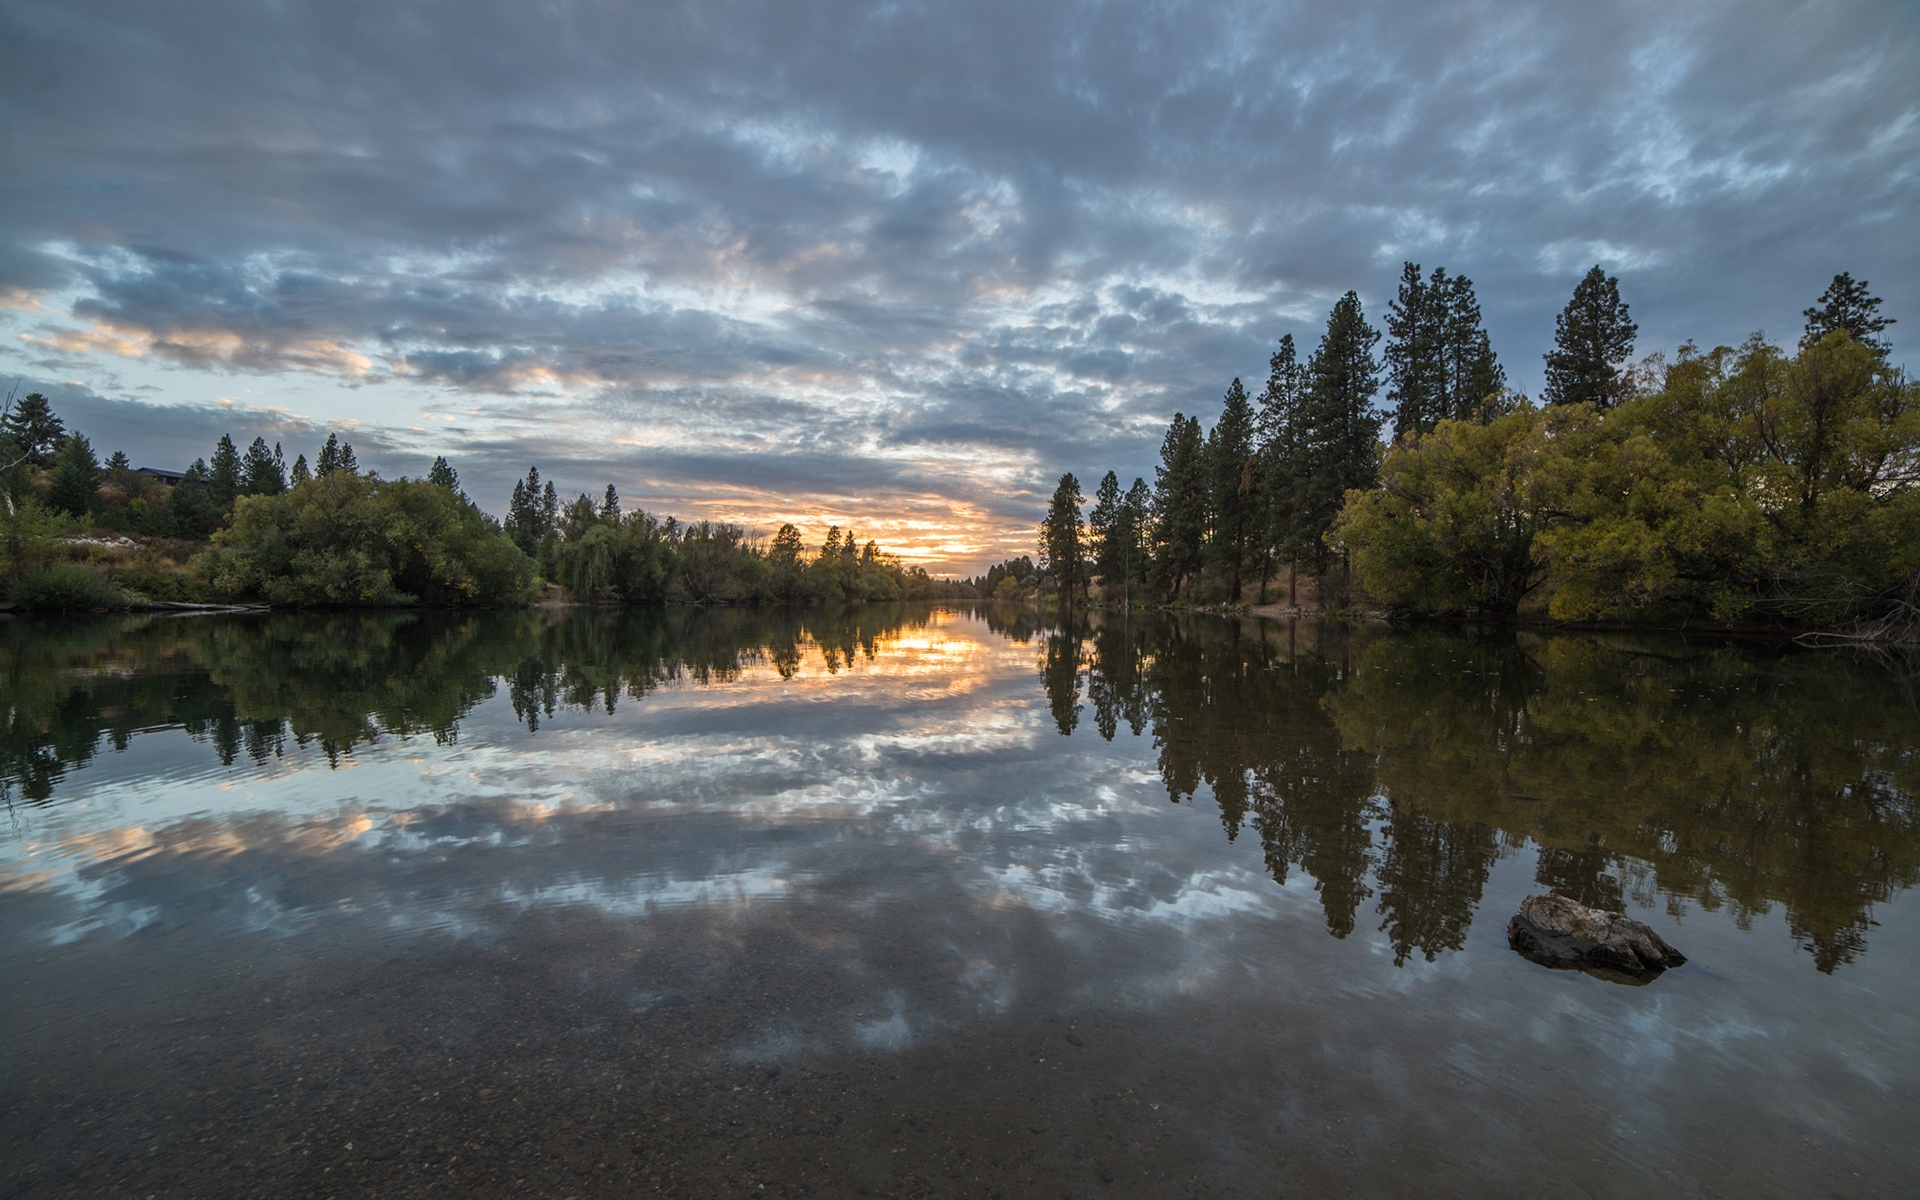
(1, 0, 1914, 567)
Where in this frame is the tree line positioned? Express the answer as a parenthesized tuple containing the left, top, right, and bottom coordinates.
(0, 399, 971, 608)
(1022, 268, 1916, 635)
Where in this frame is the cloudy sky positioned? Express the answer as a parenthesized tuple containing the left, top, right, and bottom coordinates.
(2, 0, 1914, 570)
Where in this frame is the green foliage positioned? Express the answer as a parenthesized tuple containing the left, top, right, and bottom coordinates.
(1385, 262, 1504, 438)
(1151, 413, 1206, 598)
(1, 391, 65, 467)
(241, 437, 287, 496)
(1333, 404, 1550, 616)
(202, 472, 539, 607)
(8, 562, 135, 610)
(1038, 472, 1086, 609)
(1206, 379, 1257, 600)
(1296, 290, 1383, 570)
(167, 459, 222, 539)
(208, 434, 242, 513)
(47, 432, 102, 517)
(1543, 265, 1637, 408)
(1337, 330, 1920, 628)
(1802, 272, 1892, 355)
(315, 433, 357, 477)
(0, 498, 78, 580)
(428, 456, 461, 492)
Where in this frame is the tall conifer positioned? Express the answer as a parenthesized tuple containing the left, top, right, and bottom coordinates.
(1543, 265, 1637, 408)
(1802, 272, 1893, 354)
(208, 435, 242, 512)
(1297, 291, 1382, 570)
(1207, 378, 1257, 601)
(1151, 413, 1207, 600)
(1039, 472, 1086, 611)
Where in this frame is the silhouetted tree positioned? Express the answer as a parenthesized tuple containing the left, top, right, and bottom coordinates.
(1039, 471, 1086, 610)
(1802, 272, 1893, 355)
(1543, 265, 1637, 408)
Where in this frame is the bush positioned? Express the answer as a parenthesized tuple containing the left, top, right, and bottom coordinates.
(8, 563, 136, 610)
(201, 472, 539, 607)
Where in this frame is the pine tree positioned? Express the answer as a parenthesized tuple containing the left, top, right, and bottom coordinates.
(1039, 472, 1086, 611)
(1151, 413, 1207, 600)
(1256, 334, 1309, 586)
(316, 432, 358, 476)
(208, 435, 242, 513)
(1297, 291, 1382, 570)
(505, 466, 547, 553)
(1802, 272, 1893, 354)
(290, 454, 311, 485)
(1206, 378, 1257, 601)
(541, 480, 558, 532)
(1387, 264, 1505, 437)
(1441, 272, 1504, 420)
(106, 450, 132, 473)
(241, 436, 286, 496)
(1088, 470, 1122, 596)
(1385, 263, 1444, 439)
(1, 392, 65, 466)
(166, 459, 219, 538)
(428, 456, 460, 492)
(48, 433, 101, 517)
(1119, 477, 1151, 609)
(1543, 265, 1637, 408)
(600, 483, 620, 521)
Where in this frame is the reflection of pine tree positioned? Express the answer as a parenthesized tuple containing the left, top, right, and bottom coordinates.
(1041, 626, 1084, 736)
(1374, 804, 1500, 965)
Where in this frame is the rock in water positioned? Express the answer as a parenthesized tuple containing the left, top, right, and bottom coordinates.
(1508, 893, 1687, 981)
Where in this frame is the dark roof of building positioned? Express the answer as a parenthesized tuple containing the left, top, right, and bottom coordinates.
(134, 466, 186, 482)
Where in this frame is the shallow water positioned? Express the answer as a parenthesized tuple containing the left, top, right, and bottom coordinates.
(2, 605, 1916, 1197)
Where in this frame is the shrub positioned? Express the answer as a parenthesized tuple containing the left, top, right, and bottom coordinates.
(8, 563, 136, 610)
(202, 472, 539, 607)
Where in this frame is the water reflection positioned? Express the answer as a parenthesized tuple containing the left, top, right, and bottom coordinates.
(1043, 616, 1920, 972)
(6, 607, 1918, 974)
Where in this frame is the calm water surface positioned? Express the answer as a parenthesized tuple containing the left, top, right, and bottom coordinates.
(2, 605, 1916, 1197)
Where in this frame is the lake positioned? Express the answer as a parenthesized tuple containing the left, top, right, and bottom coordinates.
(2, 605, 1915, 1197)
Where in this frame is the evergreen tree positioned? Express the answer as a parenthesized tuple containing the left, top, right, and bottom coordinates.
(316, 432, 358, 477)
(48, 433, 101, 516)
(505, 466, 547, 553)
(1543, 265, 1637, 408)
(1119, 477, 1151, 608)
(208, 435, 242, 513)
(428, 456, 460, 492)
(769, 522, 806, 602)
(600, 483, 620, 521)
(105, 450, 132, 473)
(290, 454, 311, 485)
(1256, 334, 1310, 586)
(1206, 377, 1258, 601)
(241, 436, 287, 496)
(1297, 291, 1382, 570)
(167, 459, 219, 537)
(1440, 271, 1504, 421)
(1151, 413, 1207, 599)
(1802, 272, 1893, 354)
(1088, 470, 1123, 595)
(1, 392, 64, 466)
(541, 480, 559, 532)
(1385, 263, 1444, 439)
(1387, 264, 1505, 437)
(1039, 471, 1086, 611)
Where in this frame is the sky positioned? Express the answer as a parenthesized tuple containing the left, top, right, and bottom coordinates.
(2, 0, 1915, 572)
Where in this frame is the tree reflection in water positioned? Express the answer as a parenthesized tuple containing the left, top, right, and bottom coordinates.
(5, 606, 1916, 973)
(1041, 614, 1920, 974)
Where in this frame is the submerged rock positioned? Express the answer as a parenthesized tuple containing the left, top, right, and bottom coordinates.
(1508, 893, 1687, 982)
